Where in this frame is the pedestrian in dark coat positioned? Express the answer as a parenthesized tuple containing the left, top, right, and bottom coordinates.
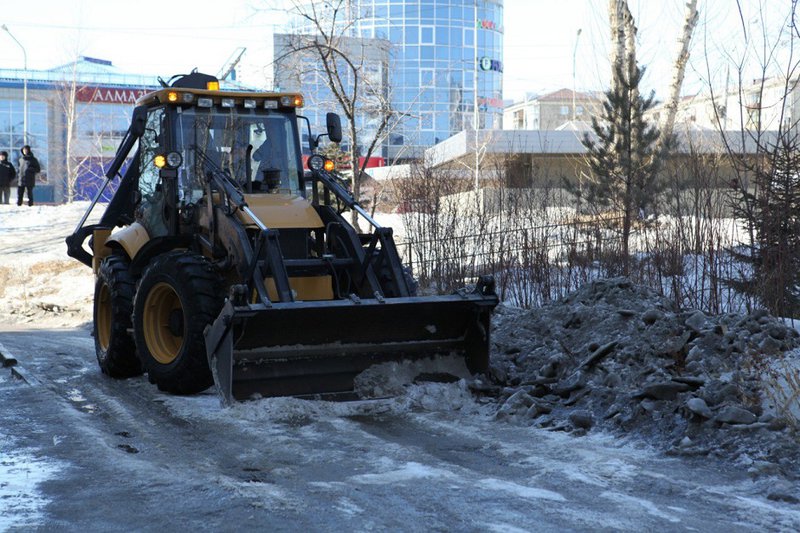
(0, 151, 16, 204)
(17, 145, 40, 207)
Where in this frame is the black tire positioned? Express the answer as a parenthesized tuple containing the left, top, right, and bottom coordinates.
(132, 251, 224, 395)
(94, 255, 142, 378)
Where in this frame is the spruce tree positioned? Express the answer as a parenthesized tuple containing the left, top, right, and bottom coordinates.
(580, 64, 661, 274)
(727, 137, 800, 317)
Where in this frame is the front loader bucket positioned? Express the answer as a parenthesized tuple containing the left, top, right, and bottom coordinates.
(205, 291, 498, 405)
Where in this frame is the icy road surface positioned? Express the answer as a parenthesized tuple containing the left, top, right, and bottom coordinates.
(2, 327, 799, 532)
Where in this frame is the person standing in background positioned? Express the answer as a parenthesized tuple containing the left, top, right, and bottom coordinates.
(0, 151, 16, 204)
(17, 145, 40, 207)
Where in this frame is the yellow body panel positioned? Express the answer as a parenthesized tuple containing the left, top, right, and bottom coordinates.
(239, 193, 324, 229)
(91, 228, 113, 274)
(106, 222, 151, 262)
(265, 276, 334, 301)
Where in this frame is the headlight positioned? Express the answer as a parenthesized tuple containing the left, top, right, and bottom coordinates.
(155, 151, 183, 169)
(307, 155, 325, 171)
(166, 151, 183, 168)
(167, 91, 194, 104)
(280, 95, 303, 107)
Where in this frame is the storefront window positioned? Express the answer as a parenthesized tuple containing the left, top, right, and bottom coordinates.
(0, 99, 48, 169)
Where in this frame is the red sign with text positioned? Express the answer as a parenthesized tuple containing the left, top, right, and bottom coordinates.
(76, 86, 151, 104)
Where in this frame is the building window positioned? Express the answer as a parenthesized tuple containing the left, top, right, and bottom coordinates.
(464, 28, 474, 46)
(420, 68, 434, 87)
(560, 105, 569, 115)
(420, 26, 434, 44)
(421, 112, 434, 131)
(0, 99, 48, 169)
(513, 109, 524, 129)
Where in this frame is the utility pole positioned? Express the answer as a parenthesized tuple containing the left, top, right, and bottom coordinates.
(2, 25, 28, 145)
(473, 0, 480, 191)
(572, 28, 582, 121)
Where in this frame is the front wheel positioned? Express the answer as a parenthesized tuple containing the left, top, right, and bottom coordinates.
(132, 251, 224, 395)
(94, 255, 142, 378)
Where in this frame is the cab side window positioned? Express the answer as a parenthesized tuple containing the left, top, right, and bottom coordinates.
(136, 108, 168, 237)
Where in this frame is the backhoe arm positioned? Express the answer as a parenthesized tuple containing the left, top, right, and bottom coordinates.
(66, 105, 148, 267)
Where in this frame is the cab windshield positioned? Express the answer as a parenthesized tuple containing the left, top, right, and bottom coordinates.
(174, 107, 301, 204)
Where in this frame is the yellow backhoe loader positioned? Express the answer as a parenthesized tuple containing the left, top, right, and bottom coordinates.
(66, 71, 498, 404)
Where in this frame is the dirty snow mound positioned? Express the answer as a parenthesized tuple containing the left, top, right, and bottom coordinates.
(490, 277, 800, 487)
(0, 203, 97, 329)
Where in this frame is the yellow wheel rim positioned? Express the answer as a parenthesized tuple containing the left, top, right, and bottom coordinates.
(96, 283, 111, 351)
(143, 282, 184, 364)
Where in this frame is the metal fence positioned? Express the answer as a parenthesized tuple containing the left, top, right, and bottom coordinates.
(396, 215, 750, 313)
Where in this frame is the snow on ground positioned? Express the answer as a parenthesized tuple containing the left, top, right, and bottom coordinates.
(0, 202, 100, 328)
(0, 445, 61, 530)
(2, 203, 800, 505)
(0, 373, 64, 530)
(489, 278, 800, 499)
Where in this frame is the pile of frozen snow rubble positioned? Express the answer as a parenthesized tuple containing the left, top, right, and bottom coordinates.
(485, 278, 800, 502)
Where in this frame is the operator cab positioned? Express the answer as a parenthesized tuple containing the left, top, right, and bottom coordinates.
(133, 72, 307, 238)
(173, 108, 301, 195)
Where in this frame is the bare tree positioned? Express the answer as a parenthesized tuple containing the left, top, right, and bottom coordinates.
(274, 0, 397, 229)
(654, 0, 700, 159)
(704, 0, 800, 316)
(54, 58, 92, 203)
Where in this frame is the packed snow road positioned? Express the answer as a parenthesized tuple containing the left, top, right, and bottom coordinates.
(2, 326, 799, 532)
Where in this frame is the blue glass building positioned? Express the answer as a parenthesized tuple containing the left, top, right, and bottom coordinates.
(282, 0, 504, 161)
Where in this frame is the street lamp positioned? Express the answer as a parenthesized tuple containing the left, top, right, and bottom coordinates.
(473, 0, 480, 191)
(2, 24, 28, 145)
(572, 28, 582, 122)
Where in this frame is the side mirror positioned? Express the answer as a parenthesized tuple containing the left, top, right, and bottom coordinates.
(326, 113, 343, 143)
(131, 105, 148, 138)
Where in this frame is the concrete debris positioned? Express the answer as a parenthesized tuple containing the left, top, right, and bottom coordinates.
(489, 277, 800, 480)
(686, 397, 713, 419)
(715, 405, 758, 425)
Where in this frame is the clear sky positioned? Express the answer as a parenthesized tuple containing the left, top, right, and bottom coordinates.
(0, 1, 790, 103)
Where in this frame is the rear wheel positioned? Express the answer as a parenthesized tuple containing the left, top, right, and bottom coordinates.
(133, 251, 224, 395)
(94, 254, 142, 378)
